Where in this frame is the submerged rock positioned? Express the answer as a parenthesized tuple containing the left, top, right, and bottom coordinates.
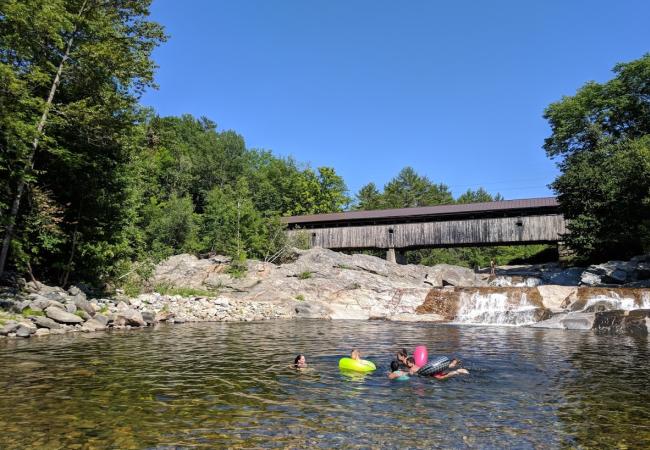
(531, 312, 596, 330)
(593, 309, 650, 336)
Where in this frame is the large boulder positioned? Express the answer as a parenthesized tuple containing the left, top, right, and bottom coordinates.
(28, 293, 51, 311)
(15, 324, 35, 338)
(294, 301, 330, 319)
(114, 308, 146, 327)
(153, 253, 233, 290)
(141, 311, 156, 325)
(81, 318, 107, 332)
(92, 314, 109, 326)
(536, 285, 578, 312)
(45, 306, 84, 324)
(0, 321, 20, 335)
(32, 316, 62, 329)
(542, 267, 584, 286)
(67, 285, 86, 298)
(433, 264, 480, 287)
(73, 295, 95, 316)
(581, 260, 636, 285)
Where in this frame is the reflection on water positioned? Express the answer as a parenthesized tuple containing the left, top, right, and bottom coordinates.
(0, 321, 649, 448)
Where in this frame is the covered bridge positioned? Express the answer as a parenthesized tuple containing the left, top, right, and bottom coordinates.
(283, 197, 567, 263)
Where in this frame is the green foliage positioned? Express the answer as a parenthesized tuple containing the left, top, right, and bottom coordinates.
(226, 251, 248, 279)
(298, 271, 313, 280)
(456, 188, 503, 204)
(122, 279, 144, 298)
(410, 244, 555, 268)
(544, 54, 650, 261)
(287, 230, 311, 250)
(382, 167, 453, 208)
(355, 183, 383, 210)
(21, 307, 44, 317)
(141, 195, 200, 259)
(0, 0, 166, 283)
(153, 283, 216, 298)
(295, 294, 305, 301)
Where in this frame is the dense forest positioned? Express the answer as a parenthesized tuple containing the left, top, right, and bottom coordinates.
(1, 1, 648, 291)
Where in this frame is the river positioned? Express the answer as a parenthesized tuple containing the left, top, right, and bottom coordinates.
(1, 320, 649, 448)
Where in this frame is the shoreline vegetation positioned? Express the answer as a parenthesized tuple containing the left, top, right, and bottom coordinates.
(1, 247, 649, 341)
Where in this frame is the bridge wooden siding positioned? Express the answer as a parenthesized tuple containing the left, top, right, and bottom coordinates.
(288, 214, 566, 250)
(283, 197, 568, 262)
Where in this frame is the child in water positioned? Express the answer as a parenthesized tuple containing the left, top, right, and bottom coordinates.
(396, 348, 409, 369)
(388, 360, 409, 380)
(406, 356, 469, 379)
(350, 349, 361, 360)
(293, 354, 307, 370)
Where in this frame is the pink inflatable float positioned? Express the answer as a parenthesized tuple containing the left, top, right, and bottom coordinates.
(414, 345, 428, 367)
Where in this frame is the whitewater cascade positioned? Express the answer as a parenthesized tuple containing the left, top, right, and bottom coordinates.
(579, 292, 650, 312)
(454, 291, 541, 326)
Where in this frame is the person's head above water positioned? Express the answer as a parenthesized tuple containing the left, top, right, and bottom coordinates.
(406, 356, 416, 368)
(396, 348, 408, 363)
(294, 354, 306, 368)
(350, 349, 361, 360)
(390, 360, 401, 372)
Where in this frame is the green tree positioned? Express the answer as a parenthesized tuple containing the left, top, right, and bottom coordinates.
(355, 182, 383, 210)
(141, 195, 200, 259)
(0, 0, 166, 279)
(382, 167, 453, 208)
(202, 178, 267, 258)
(456, 188, 503, 204)
(544, 54, 650, 260)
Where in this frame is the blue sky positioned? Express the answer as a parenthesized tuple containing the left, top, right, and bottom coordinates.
(142, 0, 650, 200)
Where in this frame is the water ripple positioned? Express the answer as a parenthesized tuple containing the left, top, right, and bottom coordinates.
(0, 320, 649, 448)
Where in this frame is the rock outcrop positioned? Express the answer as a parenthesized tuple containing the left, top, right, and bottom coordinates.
(2, 248, 650, 339)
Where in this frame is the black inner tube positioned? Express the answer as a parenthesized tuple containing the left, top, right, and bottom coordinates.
(417, 356, 451, 376)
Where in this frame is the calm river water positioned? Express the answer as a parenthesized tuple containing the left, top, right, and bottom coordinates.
(1, 320, 649, 448)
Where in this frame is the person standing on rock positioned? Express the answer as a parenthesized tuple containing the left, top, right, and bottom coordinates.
(490, 260, 496, 278)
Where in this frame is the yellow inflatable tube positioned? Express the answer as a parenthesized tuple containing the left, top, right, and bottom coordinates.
(338, 357, 376, 372)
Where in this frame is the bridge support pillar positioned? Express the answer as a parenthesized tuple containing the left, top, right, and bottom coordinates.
(557, 241, 574, 262)
(386, 248, 407, 265)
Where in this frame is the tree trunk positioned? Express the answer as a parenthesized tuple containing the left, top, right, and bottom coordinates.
(61, 197, 83, 287)
(0, 0, 88, 275)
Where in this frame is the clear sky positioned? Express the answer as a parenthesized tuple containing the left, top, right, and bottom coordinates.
(141, 0, 650, 200)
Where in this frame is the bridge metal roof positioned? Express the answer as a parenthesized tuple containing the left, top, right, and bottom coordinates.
(283, 197, 560, 226)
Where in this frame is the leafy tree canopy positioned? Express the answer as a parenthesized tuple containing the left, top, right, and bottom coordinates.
(544, 54, 650, 261)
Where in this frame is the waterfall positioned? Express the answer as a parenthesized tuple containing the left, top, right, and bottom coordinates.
(580, 292, 650, 312)
(489, 277, 541, 288)
(454, 291, 541, 326)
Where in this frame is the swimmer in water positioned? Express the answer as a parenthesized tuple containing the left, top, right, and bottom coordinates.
(405, 356, 421, 375)
(406, 356, 468, 379)
(388, 360, 409, 380)
(293, 354, 307, 369)
(396, 348, 409, 369)
(350, 349, 361, 360)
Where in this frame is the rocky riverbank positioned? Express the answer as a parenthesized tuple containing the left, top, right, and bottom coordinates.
(1, 248, 649, 339)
